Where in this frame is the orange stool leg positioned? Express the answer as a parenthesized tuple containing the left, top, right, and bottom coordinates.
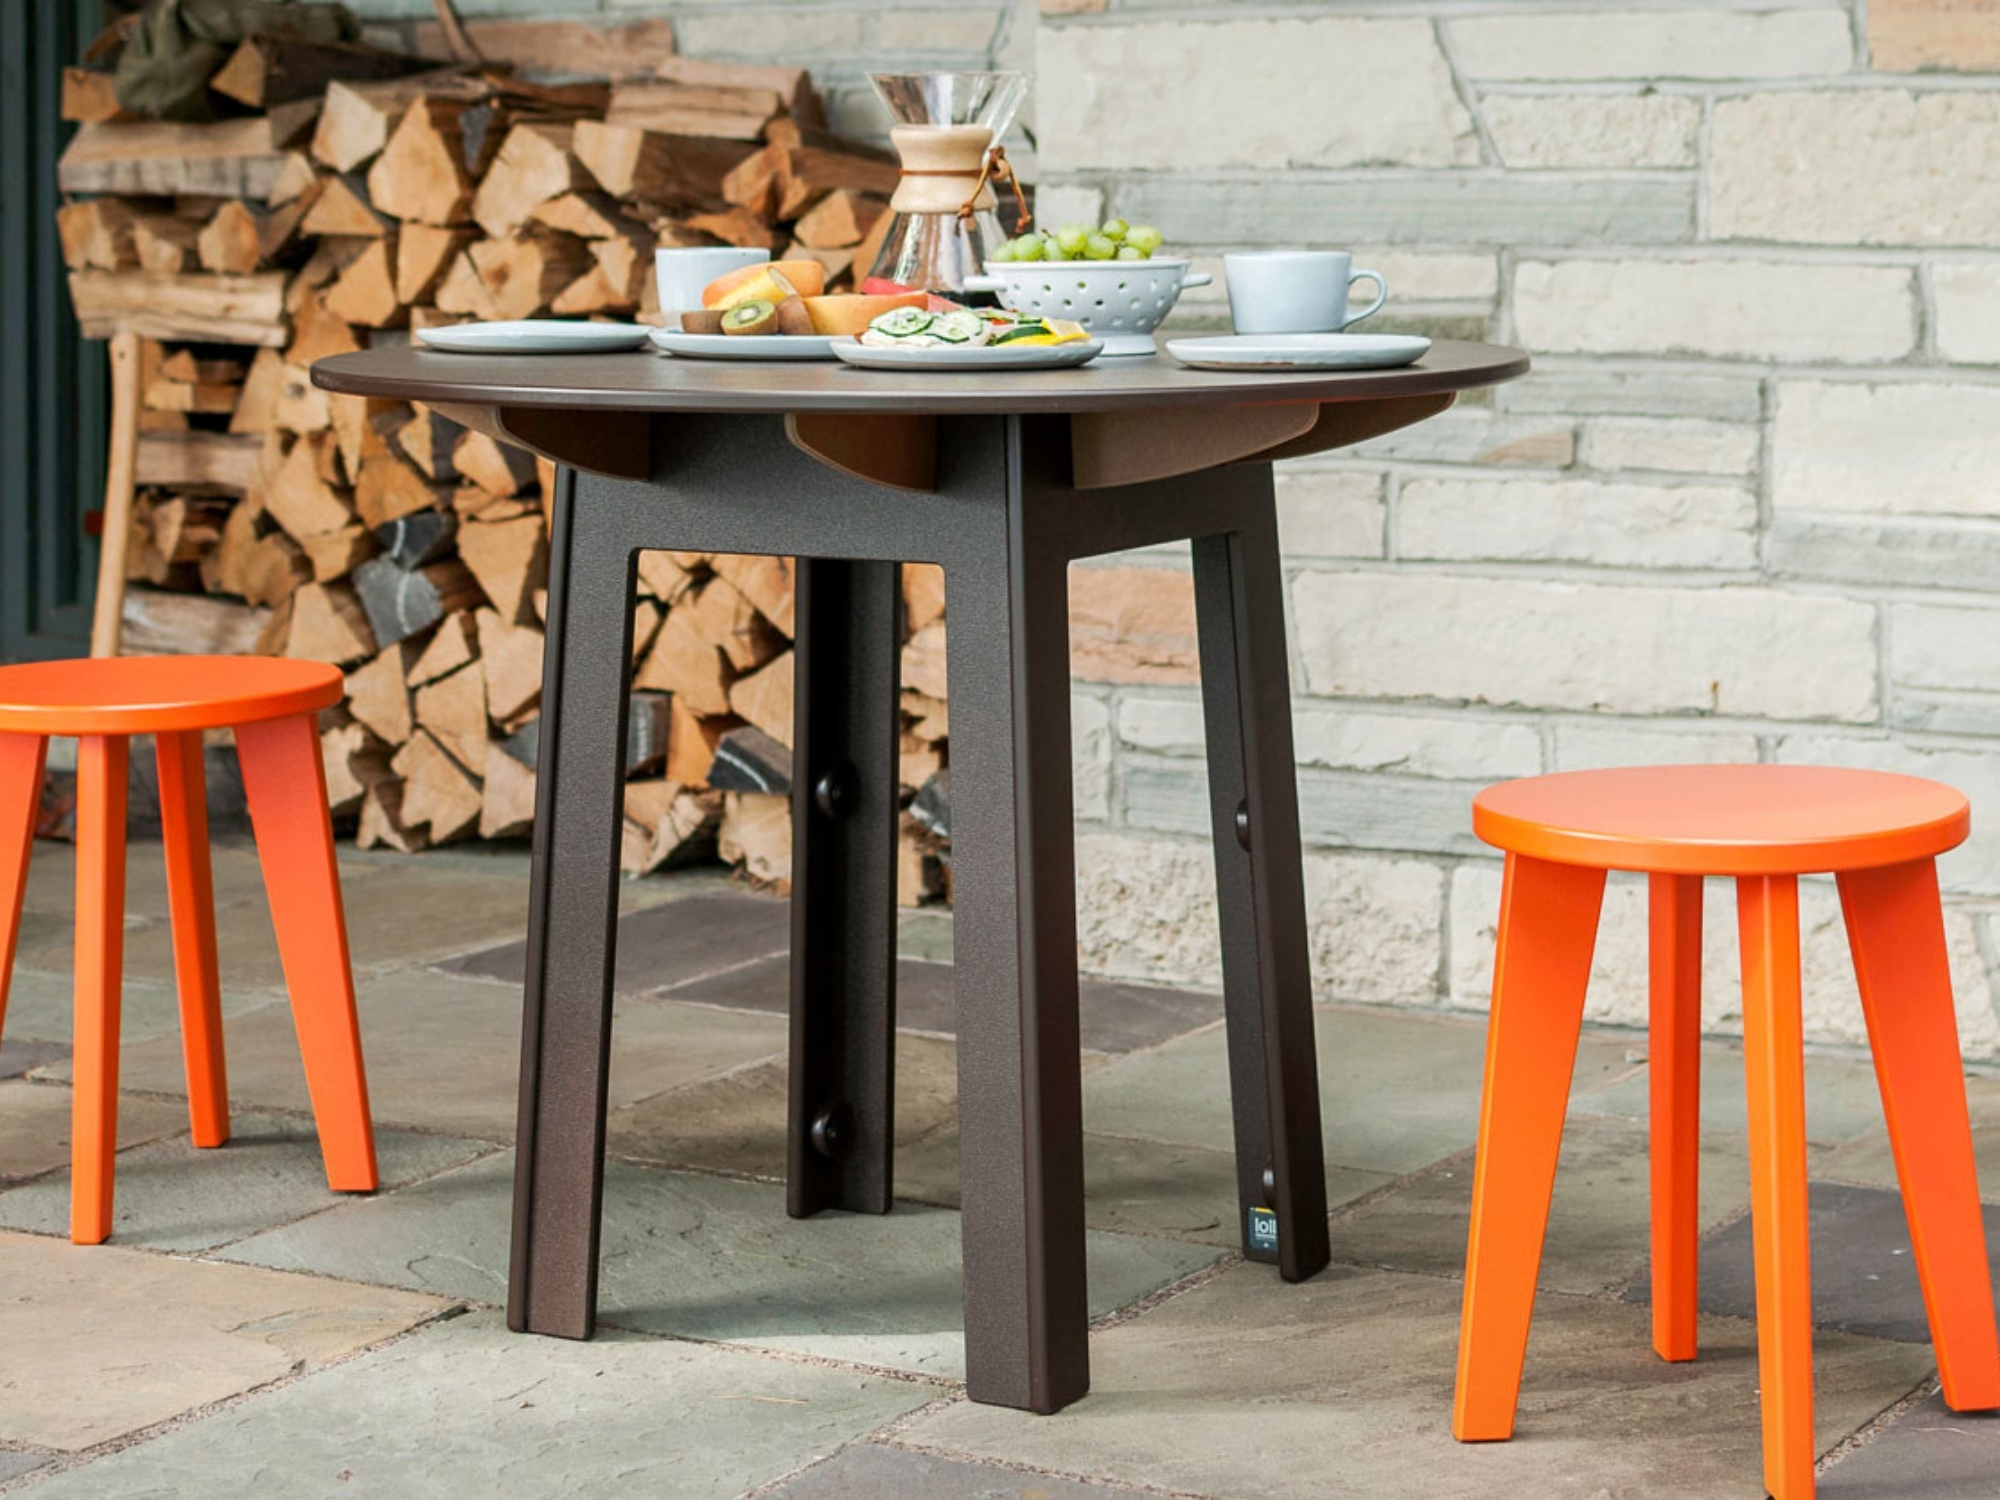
(1838, 859, 2000, 1413)
(0, 732, 49, 1030)
(1648, 872, 1704, 1363)
(1453, 852, 1606, 1442)
(236, 713, 377, 1192)
(1737, 873, 1816, 1500)
(72, 735, 129, 1245)
(156, 729, 229, 1149)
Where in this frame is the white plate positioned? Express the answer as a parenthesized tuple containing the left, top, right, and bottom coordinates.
(829, 337, 1103, 371)
(1164, 333, 1432, 372)
(416, 321, 651, 355)
(649, 330, 838, 360)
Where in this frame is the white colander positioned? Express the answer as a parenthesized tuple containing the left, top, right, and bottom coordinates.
(960, 258, 1212, 356)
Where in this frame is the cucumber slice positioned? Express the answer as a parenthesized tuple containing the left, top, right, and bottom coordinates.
(993, 322, 1052, 345)
(871, 306, 936, 338)
(931, 310, 987, 345)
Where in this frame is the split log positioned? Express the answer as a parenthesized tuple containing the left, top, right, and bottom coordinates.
(456, 514, 546, 624)
(719, 792, 791, 888)
(607, 81, 779, 142)
(413, 658, 488, 773)
(396, 222, 476, 304)
(626, 691, 673, 774)
(902, 620, 948, 699)
(636, 607, 731, 716)
(56, 199, 139, 270)
(710, 553, 796, 637)
(312, 70, 488, 175)
(665, 696, 729, 786)
(571, 120, 746, 205)
(367, 96, 475, 225)
(708, 725, 791, 795)
(466, 230, 593, 320)
(196, 200, 263, 274)
(61, 68, 127, 125)
(321, 719, 390, 818)
(130, 215, 201, 275)
(352, 555, 484, 647)
(904, 562, 946, 633)
(659, 57, 821, 125)
(135, 430, 262, 491)
(476, 609, 544, 726)
(471, 123, 589, 239)
(410, 18, 680, 80)
(407, 611, 480, 686)
(211, 36, 428, 112)
(728, 650, 794, 747)
(345, 644, 416, 744)
(264, 434, 354, 541)
(793, 189, 884, 250)
(622, 779, 723, 875)
(355, 452, 452, 529)
(376, 508, 457, 570)
(392, 729, 482, 843)
(300, 173, 392, 238)
(323, 238, 405, 327)
(68, 269, 288, 346)
(481, 739, 537, 840)
(60, 118, 292, 199)
(286, 581, 377, 665)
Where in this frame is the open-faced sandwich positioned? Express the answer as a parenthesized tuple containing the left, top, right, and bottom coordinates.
(858, 305, 1090, 349)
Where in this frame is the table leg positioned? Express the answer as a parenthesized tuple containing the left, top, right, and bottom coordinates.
(945, 420, 1091, 1413)
(788, 556, 903, 1216)
(1192, 491, 1332, 1282)
(509, 467, 637, 1340)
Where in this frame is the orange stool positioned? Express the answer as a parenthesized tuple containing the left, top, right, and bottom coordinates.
(0, 656, 377, 1244)
(1452, 765, 2000, 1500)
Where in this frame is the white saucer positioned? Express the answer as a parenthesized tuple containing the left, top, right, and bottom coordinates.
(416, 321, 651, 355)
(829, 337, 1103, 371)
(1164, 333, 1432, 372)
(650, 330, 838, 360)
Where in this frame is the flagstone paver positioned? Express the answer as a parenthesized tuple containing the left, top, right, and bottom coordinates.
(607, 1032, 963, 1180)
(442, 890, 791, 995)
(44, 975, 787, 1140)
(1082, 1005, 1636, 1177)
(1628, 1180, 2000, 1344)
(9, 1311, 930, 1500)
(1819, 1072, 2000, 1202)
(901, 1262, 1937, 1500)
(898, 1128, 1394, 1247)
(765, 1443, 1162, 1498)
(8, 837, 1995, 1496)
(1572, 1039, 1889, 1146)
(219, 1151, 1220, 1379)
(0, 969, 275, 1048)
(664, 952, 1224, 1055)
(0, 1082, 207, 1186)
(1820, 1391, 2000, 1497)
(1332, 1113, 1768, 1294)
(0, 1229, 450, 1451)
(0, 1110, 490, 1253)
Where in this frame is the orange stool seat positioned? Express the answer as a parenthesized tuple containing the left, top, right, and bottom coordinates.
(1454, 765, 2000, 1500)
(0, 656, 377, 1244)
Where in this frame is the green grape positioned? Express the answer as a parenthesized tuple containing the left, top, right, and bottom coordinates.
(1009, 233, 1044, 261)
(1125, 224, 1163, 255)
(1115, 244, 1144, 260)
(1083, 232, 1118, 261)
(1101, 218, 1129, 241)
(990, 239, 1016, 262)
(1053, 223, 1090, 258)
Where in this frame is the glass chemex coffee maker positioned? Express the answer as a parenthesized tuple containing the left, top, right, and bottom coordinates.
(866, 70, 1032, 297)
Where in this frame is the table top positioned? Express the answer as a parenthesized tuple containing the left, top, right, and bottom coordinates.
(313, 338, 1528, 416)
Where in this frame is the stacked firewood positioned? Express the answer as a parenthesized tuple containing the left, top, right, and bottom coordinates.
(55, 36, 946, 899)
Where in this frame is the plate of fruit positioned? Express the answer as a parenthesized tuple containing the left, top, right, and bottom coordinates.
(961, 220, 1207, 356)
(649, 260, 930, 360)
(829, 306, 1101, 370)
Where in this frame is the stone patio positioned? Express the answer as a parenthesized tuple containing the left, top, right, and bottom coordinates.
(0, 839, 1995, 1497)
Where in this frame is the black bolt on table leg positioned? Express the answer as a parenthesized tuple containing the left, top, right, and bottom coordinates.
(788, 555, 904, 1218)
(509, 465, 638, 1340)
(946, 416, 1091, 1413)
(1193, 489, 1332, 1283)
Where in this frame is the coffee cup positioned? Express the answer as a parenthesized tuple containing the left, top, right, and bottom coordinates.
(654, 247, 769, 317)
(1223, 250, 1387, 335)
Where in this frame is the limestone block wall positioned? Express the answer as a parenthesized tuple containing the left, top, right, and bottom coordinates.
(1040, 0, 2000, 1061)
(347, 0, 2000, 1058)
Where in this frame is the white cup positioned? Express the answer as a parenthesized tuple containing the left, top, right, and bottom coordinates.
(1223, 250, 1387, 335)
(654, 246, 769, 317)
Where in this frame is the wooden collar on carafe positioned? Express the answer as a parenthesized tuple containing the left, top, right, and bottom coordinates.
(889, 124, 1001, 213)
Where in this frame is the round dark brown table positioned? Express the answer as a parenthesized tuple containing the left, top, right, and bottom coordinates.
(315, 338, 1528, 1415)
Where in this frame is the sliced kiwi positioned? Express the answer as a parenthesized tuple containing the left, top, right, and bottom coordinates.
(721, 299, 779, 336)
(680, 308, 725, 335)
(775, 295, 814, 337)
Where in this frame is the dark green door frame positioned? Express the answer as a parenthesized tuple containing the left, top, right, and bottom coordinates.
(1, 1, 105, 663)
